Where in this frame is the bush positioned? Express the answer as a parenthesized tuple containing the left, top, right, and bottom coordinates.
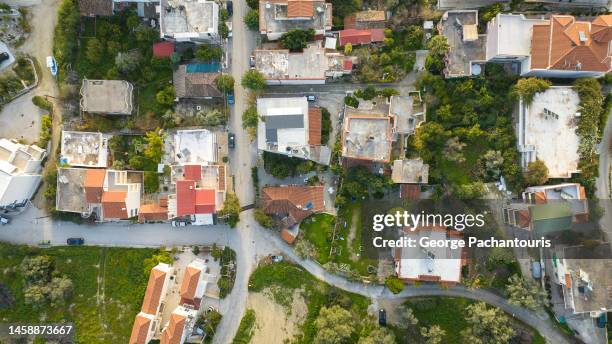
(524, 160, 548, 186)
(344, 95, 359, 108)
(513, 78, 551, 105)
(241, 69, 267, 91)
(242, 105, 259, 129)
(254, 208, 274, 228)
(385, 276, 405, 294)
(215, 74, 235, 93)
(244, 10, 259, 31)
(53, 0, 79, 77)
(220, 193, 241, 227)
(156, 85, 176, 107)
(143, 171, 159, 194)
(38, 115, 52, 148)
(232, 309, 256, 344)
(32, 96, 53, 112)
(195, 45, 222, 62)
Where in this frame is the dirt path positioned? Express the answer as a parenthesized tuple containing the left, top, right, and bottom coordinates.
(346, 210, 360, 261)
(246, 290, 307, 344)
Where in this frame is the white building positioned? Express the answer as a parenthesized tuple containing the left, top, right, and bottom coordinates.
(517, 86, 580, 178)
(395, 226, 464, 285)
(258, 0, 332, 40)
(257, 97, 330, 165)
(0, 139, 45, 207)
(159, 306, 198, 344)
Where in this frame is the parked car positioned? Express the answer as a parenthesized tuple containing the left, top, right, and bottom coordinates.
(226, 21, 232, 38)
(271, 255, 283, 263)
(0, 52, 9, 64)
(306, 95, 316, 102)
(249, 55, 255, 68)
(378, 309, 386, 326)
(0, 216, 9, 225)
(227, 93, 234, 105)
(228, 133, 235, 149)
(67, 237, 84, 246)
(226, 1, 233, 16)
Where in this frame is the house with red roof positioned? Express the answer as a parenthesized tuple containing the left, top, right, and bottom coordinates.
(153, 41, 175, 58)
(56, 168, 144, 222)
(338, 28, 386, 47)
(167, 164, 227, 225)
(485, 13, 612, 78)
(129, 263, 174, 344)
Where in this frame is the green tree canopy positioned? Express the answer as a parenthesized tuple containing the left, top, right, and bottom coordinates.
(215, 74, 235, 93)
(524, 160, 548, 186)
(461, 302, 515, 344)
(244, 9, 259, 31)
(513, 77, 551, 104)
(314, 305, 354, 344)
(241, 69, 267, 91)
(280, 29, 315, 52)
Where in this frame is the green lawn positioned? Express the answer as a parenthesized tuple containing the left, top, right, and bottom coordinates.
(0, 243, 161, 343)
(249, 261, 369, 344)
(301, 213, 335, 263)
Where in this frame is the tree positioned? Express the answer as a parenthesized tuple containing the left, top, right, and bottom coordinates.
(487, 247, 514, 267)
(427, 35, 449, 56)
(246, 0, 258, 8)
(244, 9, 259, 31)
(344, 95, 359, 108)
(215, 74, 235, 93)
(220, 192, 241, 227)
(385, 276, 404, 294)
(20, 256, 53, 283)
(115, 52, 139, 73)
(195, 44, 222, 61)
(420, 325, 445, 344)
(524, 160, 548, 185)
(242, 105, 259, 129)
(156, 85, 175, 107)
(144, 130, 164, 163)
(314, 305, 354, 344)
(344, 43, 353, 55)
(355, 86, 378, 100)
(507, 274, 547, 310)
(48, 276, 73, 304)
(144, 171, 159, 194)
(400, 307, 419, 328)
(461, 302, 515, 344)
(358, 327, 396, 344)
(280, 29, 315, 52)
(444, 137, 466, 163)
(241, 69, 267, 91)
(482, 150, 504, 179)
(143, 251, 173, 276)
(86, 37, 104, 64)
(513, 77, 551, 104)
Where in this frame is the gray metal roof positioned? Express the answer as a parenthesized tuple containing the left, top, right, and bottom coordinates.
(264, 115, 304, 129)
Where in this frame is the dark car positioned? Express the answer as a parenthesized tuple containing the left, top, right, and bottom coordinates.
(0, 52, 9, 64)
(226, 1, 233, 16)
(378, 309, 386, 326)
(228, 133, 235, 149)
(66, 237, 84, 246)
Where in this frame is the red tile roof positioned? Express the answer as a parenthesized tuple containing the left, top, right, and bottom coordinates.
(84, 169, 106, 203)
(160, 313, 186, 344)
(343, 59, 353, 71)
(370, 28, 386, 42)
(183, 164, 202, 181)
(101, 191, 128, 219)
(195, 189, 216, 214)
(261, 185, 324, 223)
(287, 0, 313, 18)
(531, 15, 612, 72)
(129, 314, 151, 344)
(153, 41, 174, 58)
(339, 29, 372, 46)
(141, 266, 167, 314)
(281, 229, 297, 244)
(139, 203, 168, 223)
(176, 180, 196, 217)
(308, 108, 322, 145)
(179, 265, 201, 306)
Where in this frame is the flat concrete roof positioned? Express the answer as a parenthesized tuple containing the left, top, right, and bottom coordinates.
(257, 97, 308, 153)
(60, 131, 109, 168)
(440, 11, 486, 77)
(80, 79, 134, 115)
(342, 114, 392, 162)
(254, 44, 346, 81)
(173, 129, 217, 164)
(518, 87, 580, 178)
(161, 0, 218, 39)
(56, 167, 88, 214)
(391, 159, 429, 184)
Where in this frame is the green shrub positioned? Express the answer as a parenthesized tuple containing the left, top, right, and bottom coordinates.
(232, 309, 256, 344)
(385, 276, 405, 294)
(344, 95, 359, 108)
(321, 107, 332, 144)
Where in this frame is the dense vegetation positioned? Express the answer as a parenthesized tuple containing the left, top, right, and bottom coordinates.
(412, 64, 522, 192)
(262, 151, 317, 179)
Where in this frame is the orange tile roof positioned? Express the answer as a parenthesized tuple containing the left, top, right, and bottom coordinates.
(129, 314, 151, 344)
(179, 266, 201, 304)
(281, 228, 297, 244)
(84, 169, 106, 188)
(287, 0, 313, 18)
(261, 185, 324, 223)
(160, 313, 186, 344)
(139, 203, 169, 223)
(141, 266, 167, 315)
(308, 108, 322, 145)
(183, 164, 202, 181)
(531, 15, 612, 73)
(101, 191, 128, 219)
(534, 192, 547, 204)
(565, 273, 572, 288)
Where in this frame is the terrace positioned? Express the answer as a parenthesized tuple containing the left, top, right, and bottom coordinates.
(60, 131, 109, 168)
